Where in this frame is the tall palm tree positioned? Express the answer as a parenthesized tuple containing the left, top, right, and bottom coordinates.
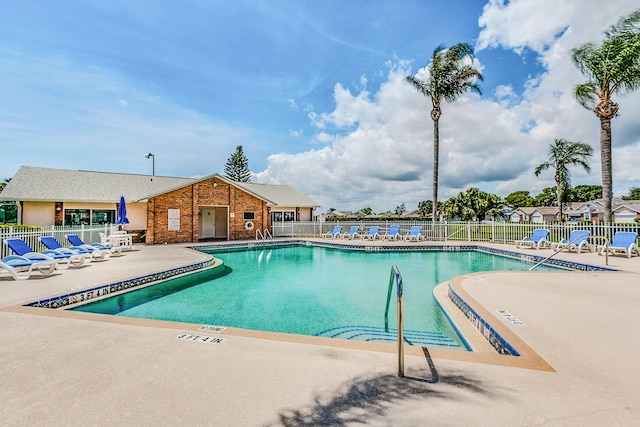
(406, 43, 483, 222)
(534, 139, 593, 222)
(572, 9, 640, 222)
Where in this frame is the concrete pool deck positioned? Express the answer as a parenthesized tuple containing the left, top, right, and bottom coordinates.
(1, 240, 639, 425)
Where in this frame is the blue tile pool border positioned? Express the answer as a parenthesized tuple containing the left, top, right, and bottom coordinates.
(447, 283, 520, 356)
(23, 258, 215, 309)
(194, 240, 618, 272)
(22, 240, 617, 356)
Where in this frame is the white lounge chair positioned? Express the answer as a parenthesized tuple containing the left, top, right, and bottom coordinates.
(382, 225, 400, 241)
(516, 229, 550, 250)
(66, 234, 121, 257)
(403, 226, 423, 242)
(4, 238, 81, 269)
(341, 226, 359, 239)
(323, 226, 342, 239)
(553, 230, 591, 253)
(361, 226, 379, 240)
(39, 236, 91, 264)
(601, 232, 639, 258)
(0, 255, 56, 280)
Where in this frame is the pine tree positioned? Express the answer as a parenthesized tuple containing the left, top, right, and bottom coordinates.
(224, 146, 251, 182)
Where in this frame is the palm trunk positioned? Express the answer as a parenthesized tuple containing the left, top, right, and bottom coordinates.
(557, 186, 563, 222)
(600, 116, 612, 223)
(432, 117, 439, 222)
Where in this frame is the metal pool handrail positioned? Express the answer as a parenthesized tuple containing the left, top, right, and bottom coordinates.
(255, 229, 273, 241)
(528, 234, 597, 270)
(384, 265, 405, 377)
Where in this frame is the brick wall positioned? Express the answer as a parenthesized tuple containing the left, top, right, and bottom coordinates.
(147, 177, 270, 244)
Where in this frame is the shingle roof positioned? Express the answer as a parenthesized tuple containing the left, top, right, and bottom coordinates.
(233, 182, 320, 207)
(0, 166, 195, 203)
(0, 166, 321, 208)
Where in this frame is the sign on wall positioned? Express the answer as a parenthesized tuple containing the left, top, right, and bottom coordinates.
(168, 209, 180, 230)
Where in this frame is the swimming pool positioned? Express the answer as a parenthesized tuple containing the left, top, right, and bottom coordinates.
(72, 245, 559, 350)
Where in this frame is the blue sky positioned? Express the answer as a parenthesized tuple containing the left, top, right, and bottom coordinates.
(1, 0, 639, 212)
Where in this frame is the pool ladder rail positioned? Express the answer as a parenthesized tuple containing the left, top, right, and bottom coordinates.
(528, 234, 610, 270)
(384, 265, 404, 377)
(255, 228, 273, 241)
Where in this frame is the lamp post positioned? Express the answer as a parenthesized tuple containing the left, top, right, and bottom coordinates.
(145, 153, 155, 176)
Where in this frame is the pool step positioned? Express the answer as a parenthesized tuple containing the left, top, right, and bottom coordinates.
(314, 325, 462, 348)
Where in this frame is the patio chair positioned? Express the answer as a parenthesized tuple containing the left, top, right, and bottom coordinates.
(4, 238, 82, 269)
(341, 225, 359, 239)
(403, 226, 423, 242)
(600, 232, 639, 258)
(39, 236, 91, 264)
(65, 234, 121, 257)
(0, 255, 57, 280)
(516, 229, 550, 250)
(360, 226, 379, 240)
(382, 225, 400, 241)
(323, 226, 342, 239)
(552, 230, 592, 253)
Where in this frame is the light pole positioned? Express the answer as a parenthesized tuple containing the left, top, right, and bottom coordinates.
(145, 153, 155, 176)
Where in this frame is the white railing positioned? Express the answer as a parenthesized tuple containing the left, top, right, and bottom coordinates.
(0, 224, 120, 258)
(271, 220, 639, 244)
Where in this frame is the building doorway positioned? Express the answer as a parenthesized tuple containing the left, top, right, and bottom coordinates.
(198, 206, 229, 240)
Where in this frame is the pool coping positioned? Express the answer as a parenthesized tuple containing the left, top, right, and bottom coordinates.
(12, 239, 616, 371)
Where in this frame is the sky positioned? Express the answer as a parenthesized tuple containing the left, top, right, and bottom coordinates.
(1, 0, 639, 213)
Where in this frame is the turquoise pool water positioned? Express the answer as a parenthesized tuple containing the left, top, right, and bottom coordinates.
(73, 245, 557, 349)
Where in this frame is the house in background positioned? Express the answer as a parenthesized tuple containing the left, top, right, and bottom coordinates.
(572, 199, 640, 223)
(510, 207, 559, 223)
(509, 199, 640, 223)
(0, 166, 320, 243)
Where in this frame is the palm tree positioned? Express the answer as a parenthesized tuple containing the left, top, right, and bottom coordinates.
(406, 43, 483, 222)
(442, 187, 504, 221)
(572, 9, 640, 222)
(534, 139, 593, 222)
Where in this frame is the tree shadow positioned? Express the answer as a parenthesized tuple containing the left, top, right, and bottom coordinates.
(271, 365, 496, 426)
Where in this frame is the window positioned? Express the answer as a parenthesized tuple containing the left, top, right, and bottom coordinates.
(64, 209, 116, 226)
(0, 201, 18, 224)
(92, 210, 116, 225)
(243, 211, 255, 220)
(271, 211, 295, 222)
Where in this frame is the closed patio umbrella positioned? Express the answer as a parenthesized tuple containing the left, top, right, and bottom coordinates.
(117, 196, 129, 228)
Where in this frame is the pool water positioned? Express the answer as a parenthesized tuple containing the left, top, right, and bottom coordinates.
(73, 245, 557, 349)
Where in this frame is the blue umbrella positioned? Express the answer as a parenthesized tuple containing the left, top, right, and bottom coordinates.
(117, 196, 129, 225)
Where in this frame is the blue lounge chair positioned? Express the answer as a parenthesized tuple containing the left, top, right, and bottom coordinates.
(4, 238, 82, 269)
(323, 226, 342, 239)
(361, 226, 379, 240)
(39, 236, 91, 263)
(382, 225, 400, 241)
(403, 226, 423, 242)
(553, 230, 591, 253)
(516, 229, 550, 250)
(342, 225, 359, 239)
(0, 255, 57, 280)
(601, 232, 639, 258)
(65, 234, 120, 257)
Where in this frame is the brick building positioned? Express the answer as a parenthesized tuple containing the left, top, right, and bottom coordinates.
(1, 166, 320, 243)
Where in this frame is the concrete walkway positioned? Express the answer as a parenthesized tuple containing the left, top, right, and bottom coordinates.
(1, 241, 639, 426)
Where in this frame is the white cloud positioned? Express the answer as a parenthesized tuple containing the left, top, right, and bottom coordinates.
(256, 2, 640, 211)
